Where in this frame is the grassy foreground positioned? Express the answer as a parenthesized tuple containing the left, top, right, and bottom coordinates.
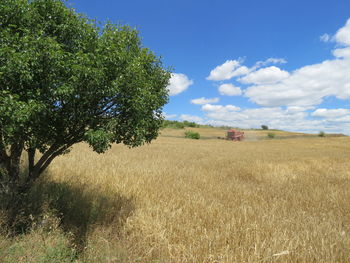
(1, 128, 350, 262)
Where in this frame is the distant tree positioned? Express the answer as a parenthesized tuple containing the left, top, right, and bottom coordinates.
(261, 125, 269, 130)
(318, 131, 326, 137)
(162, 120, 190, 129)
(0, 0, 170, 205)
(183, 120, 198, 128)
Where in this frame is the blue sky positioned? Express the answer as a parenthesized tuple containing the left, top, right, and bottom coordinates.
(69, 0, 350, 134)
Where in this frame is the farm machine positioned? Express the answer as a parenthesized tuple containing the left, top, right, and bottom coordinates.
(226, 129, 245, 141)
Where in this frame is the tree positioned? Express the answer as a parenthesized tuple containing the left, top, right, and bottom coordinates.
(261, 125, 269, 130)
(318, 131, 326, 137)
(0, 0, 170, 199)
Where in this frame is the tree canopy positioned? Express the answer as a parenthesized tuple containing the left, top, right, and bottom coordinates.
(0, 0, 170, 192)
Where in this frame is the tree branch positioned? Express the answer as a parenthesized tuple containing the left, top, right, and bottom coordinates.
(28, 128, 85, 183)
(38, 143, 74, 175)
(31, 143, 59, 175)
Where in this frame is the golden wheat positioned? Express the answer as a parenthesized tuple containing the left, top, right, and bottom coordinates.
(3, 128, 349, 262)
(33, 129, 348, 262)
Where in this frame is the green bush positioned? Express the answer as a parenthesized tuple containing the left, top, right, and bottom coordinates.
(174, 122, 185, 129)
(163, 120, 185, 129)
(183, 121, 198, 128)
(318, 131, 326, 137)
(267, 132, 276, 139)
(185, 130, 200, 140)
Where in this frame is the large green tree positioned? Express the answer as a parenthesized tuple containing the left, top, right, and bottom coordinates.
(0, 0, 170, 195)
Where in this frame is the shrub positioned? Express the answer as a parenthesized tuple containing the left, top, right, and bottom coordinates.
(163, 120, 185, 129)
(175, 122, 186, 129)
(183, 121, 198, 128)
(185, 130, 200, 140)
(318, 131, 326, 137)
(261, 125, 269, 130)
(267, 132, 276, 139)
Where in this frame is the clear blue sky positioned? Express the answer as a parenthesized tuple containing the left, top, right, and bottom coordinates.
(69, 0, 350, 134)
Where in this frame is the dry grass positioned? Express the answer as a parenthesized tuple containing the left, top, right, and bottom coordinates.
(2, 128, 350, 262)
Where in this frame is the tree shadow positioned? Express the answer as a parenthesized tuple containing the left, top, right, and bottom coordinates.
(1, 173, 135, 251)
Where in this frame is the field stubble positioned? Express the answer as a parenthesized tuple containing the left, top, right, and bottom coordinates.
(2, 129, 350, 262)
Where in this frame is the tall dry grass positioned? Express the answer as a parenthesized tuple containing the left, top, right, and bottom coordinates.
(1, 129, 350, 262)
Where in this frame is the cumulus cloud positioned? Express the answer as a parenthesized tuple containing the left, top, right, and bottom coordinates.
(199, 104, 350, 134)
(179, 114, 204, 123)
(187, 19, 350, 134)
(333, 47, 350, 58)
(218, 83, 242, 96)
(190, 97, 219, 105)
(206, 60, 250, 81)
(311, 108, 350, 118)
(310, 108, 350, 124)
(203, 106, 308, 130)
(207, 58, 287, 83)
(245, 57, 350, 106)
(167, 73, 193, 96)
(181, 104, 350, 134)
(335, 18, 350, 46)
(239, 66, 289, 85)
(202, 103, 240, 112)
(286, 106, 315, 112)
(243, 18, 350, 107)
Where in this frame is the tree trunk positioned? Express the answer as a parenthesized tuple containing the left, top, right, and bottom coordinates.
(0, 142, 26, 229)
(1, 139, 78, 230)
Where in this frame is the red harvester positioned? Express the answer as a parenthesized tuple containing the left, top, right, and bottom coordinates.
(226, 129, 245, 141)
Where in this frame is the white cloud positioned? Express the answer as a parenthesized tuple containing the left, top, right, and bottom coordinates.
(207, 58, 287, 82)
(203, 19, 346, 107)
(203, 106, 309, 130)
(239, 66, 290, 85)
(311, 108, 350, 118)
(286, 106, 314, 112)
(310, 108, 350, 124)
(200, 105, 350, 134)
(254, 58, 287, 68)
(190, 97, 219, 105)
(206, 60, 250, 81)
(320, 33, 331, 42)
(335, 18, 350, 46)
(244, 19, 350, 107)
(218, 83, 242, 96)
(265, 58, 287, 64)
(202, 103, 240, 112)
(163, 113, 177, 119)
(193, 19, 350, 135)
(245, 55, 350, 106)
(167, 73, 193, 96)
(333, 47, 350, 58)
(179, 114, 204, 123)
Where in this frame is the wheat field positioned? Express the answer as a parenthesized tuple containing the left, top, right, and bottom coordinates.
(1, 128, 350, 262)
